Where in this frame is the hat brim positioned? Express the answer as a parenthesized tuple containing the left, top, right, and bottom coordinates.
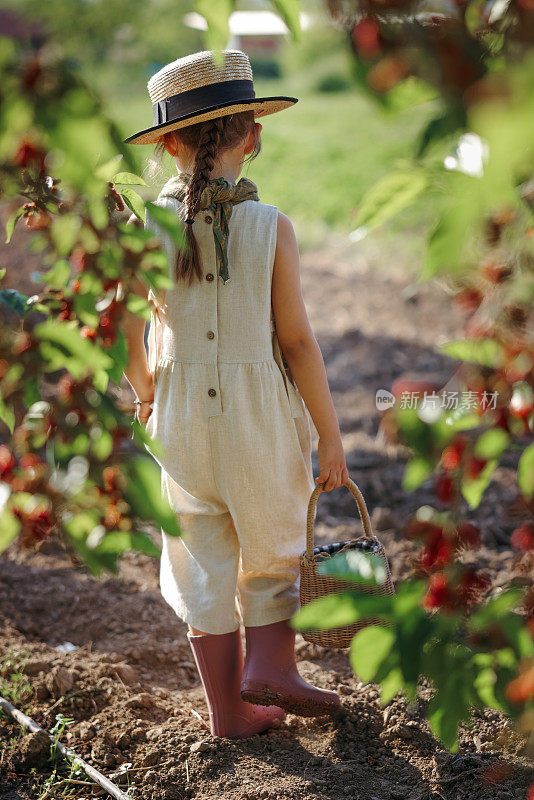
(123, 95, 298, 145)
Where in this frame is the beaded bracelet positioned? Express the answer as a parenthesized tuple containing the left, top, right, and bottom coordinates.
(133, 399, 153, 408)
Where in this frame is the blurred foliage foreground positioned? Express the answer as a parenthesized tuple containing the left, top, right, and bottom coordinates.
(0, 35, 183, 573)
(286, 0, 534, 764)
(0, 0, 532, 775)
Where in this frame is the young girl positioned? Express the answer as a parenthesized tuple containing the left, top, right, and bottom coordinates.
(121, 49, 349, 739)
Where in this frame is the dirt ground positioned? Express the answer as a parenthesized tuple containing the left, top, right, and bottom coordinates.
(1, 225, 533, 799)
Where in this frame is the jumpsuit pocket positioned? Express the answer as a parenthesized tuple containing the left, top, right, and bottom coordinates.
(283, 370, 304, 418)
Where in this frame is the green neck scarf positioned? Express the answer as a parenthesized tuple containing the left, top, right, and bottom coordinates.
(158, 172, 259, 284)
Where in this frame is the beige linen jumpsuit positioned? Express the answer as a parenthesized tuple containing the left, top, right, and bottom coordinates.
(144, 190, 315, 635)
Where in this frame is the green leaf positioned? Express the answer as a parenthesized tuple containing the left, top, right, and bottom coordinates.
(90, 428, 113, 461)
(422, 189, 481, 280)
(41, 259, 71, 290)
(292, 590, 394, 631)
(62, 511, 116, 575)
(95, 154, 123, 181)
(195, 0, 233, 58)
(93, 369, 109, 394)
(403, 456, 433, 491)
(0, 506, 20, 553)
(146, 201, 185, 248)
(49, 216, 80, 257)
(0, 391, 15, 434)
(23, 377, 41, 408)
(502, 620, 534, 660)
(103, 329, 128, 383)
(472, 664, 506, 711)
(5, 206, 24, 243)
(468, 588, 525, 632)
(126, 293, 152, 321)
(318, 549, 387, 585)
(461, 458, 498, 508)
(426, 681, 470, 752)
(518, 443, 534, 500)
(465, 0, 486, 35)
(394, 580, 429, 616)
(379, 666, 404, 706)
(417, 107, 466, 157)
(292, 591, 360, 631)
(441, 338, 504, 368)
(34, 319, 113, 377)
(474, 428, 509, 460)
(353, 169, 428, 238)
(350, 625, 396, 682)
(119, 187, 146, 223)
(122, 456, 181, 539)
(113, 172, 147, 186)
(73, 289, 99, 327)
(271, 0, 302, 41)
(95, 530, 160, 557)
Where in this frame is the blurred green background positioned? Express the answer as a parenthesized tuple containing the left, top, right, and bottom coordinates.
(6, 0, 436, 253)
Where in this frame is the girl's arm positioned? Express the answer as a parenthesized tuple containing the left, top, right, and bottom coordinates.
(118, 216, 154, 425)
(271, 211, 349, 492)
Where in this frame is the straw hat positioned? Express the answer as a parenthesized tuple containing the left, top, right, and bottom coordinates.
(124, 49, 298, 145)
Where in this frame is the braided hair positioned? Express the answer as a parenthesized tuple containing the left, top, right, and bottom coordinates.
(177, 117, 224, 285)
(156, 110, 261, 284)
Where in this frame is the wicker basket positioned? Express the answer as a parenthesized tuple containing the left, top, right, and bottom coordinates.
(299, 478, 396, 649)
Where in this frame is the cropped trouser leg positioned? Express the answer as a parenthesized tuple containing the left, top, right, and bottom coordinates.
(159, 509, 242, 635)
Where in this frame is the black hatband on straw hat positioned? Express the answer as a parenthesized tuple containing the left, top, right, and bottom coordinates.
(123, 49, 298, 146)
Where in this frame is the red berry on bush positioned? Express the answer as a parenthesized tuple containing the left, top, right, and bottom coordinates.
(102, 465, 121, 493)
(22, 57, 42, 90)
(457, 568, 490, 607)
(435, 472, 455, 504)
(27, 506, 56, 541)
(420, 528, 453, 570)
(57, 373, 76, 401)
(455, 521, 481, 548)
(20, 453, 40, 469)
(81, 326, 97, 341)
(441, 435, 467, 471)
(494, 407, 510, 432)
(13, 138, 46, 174)
(12, 331, 32, 355)
(505, 665, 534, 704)
(511, 522, 534, 552)
(423, 572, 453, 610)
(351, 18, 381, 59)
(453, 288, 482, 314)
(24, 208, 50, 230)
(480, 258, 512, 283)
(70, 248, 89, 273)
(466, 456, 487, 479)
(0, 445, 15, 478)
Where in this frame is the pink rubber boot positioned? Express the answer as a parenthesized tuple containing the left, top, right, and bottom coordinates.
(187, 629, 285, 738)
(240, 619, 341, 717)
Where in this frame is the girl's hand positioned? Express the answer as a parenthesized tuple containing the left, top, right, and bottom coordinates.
(315, 437, 349, 492)
(134, 374, 155, 428)
(136, 398, 154, 427)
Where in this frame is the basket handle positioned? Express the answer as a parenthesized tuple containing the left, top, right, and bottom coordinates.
(306, 477, 378, 560)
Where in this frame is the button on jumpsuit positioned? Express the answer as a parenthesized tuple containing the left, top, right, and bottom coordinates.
(144, 193, 315, 635)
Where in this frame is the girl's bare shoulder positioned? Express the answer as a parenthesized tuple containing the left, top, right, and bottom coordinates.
(275, 210, 297, 253)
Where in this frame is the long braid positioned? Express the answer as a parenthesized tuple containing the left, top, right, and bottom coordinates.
(176, 117, 224, 284)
